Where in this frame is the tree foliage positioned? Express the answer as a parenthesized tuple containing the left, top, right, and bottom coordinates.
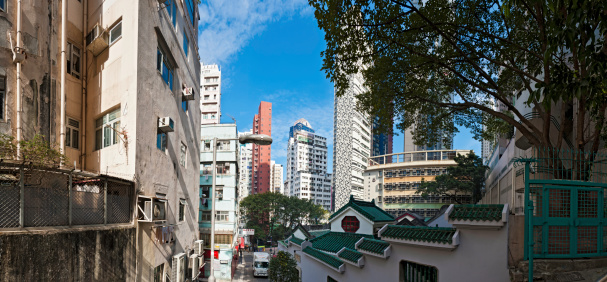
(417, 152, 487, 203)
(0, 134, 68, 167)
(309, 0, 607, 154)
(239, 192, 327, 243)
(268, 251, 299, 282)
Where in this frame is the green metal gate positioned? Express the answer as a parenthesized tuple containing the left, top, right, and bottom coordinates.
(516, 148, 607, 281)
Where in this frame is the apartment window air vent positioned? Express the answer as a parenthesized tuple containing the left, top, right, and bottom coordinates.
(182, 84, 195, 101)
(158, 117, 175, 133)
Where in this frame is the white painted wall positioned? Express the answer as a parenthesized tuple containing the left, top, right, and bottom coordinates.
(296, 225, 509, 282)
(330, 209, 374, 235)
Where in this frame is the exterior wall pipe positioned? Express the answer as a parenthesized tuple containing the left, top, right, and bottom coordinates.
(81, 0, 88, 170)
(15, 0, 22, 156)
(59, 0, 67, 157)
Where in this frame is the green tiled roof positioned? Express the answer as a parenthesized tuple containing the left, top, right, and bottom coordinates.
(310, 232, 374, 253)
(381, 225, 457, 244)
(309, 229, 331, 238)
(329, 196, 395, 223)
(338, 248, 363, 263)
(303, 246, 344, 270)
(279, 240, 288, 248)
(290, 236, 304, 246)
(449, 204, 504, 222)
(357, 238, 390, 255)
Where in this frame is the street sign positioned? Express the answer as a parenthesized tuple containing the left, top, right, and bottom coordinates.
(242, 229, 255, 235)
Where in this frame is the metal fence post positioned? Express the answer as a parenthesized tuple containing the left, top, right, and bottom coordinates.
(104, 177, 108, 225)
(19, 166, 24, 227)
(524, 161, 534, 282)
(68, 172, 72, 226)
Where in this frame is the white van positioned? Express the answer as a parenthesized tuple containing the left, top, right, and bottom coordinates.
(253, 252, 270, 277)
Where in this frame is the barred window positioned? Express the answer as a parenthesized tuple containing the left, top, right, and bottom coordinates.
(341, 216, 359, 233)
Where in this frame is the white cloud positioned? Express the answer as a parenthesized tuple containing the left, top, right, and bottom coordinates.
(198, 0, 312, 64)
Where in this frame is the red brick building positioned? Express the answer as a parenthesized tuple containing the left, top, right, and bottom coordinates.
(252, 101, 272, 194)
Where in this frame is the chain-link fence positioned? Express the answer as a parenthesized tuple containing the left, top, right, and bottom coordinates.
(0, 163, 134, 228)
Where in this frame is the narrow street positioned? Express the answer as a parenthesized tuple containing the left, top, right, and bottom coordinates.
(233, 251, 269, 282)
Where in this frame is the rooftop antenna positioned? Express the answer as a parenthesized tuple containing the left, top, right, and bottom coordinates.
(224, 113, 236, 124)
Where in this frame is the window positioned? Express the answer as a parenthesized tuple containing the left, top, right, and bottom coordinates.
(178, 199, 185, 222)
(185, 0, 196, 27)
(153, 263, 164, 282)
(341, 216, 360, 233)
(156, 132, 167, 151)
(400, 260, 438, 282)
(66, 118, 80, 149)
(180, 143, 187, 167)
(183, 29, 189, 57)
(95, 108, 121, 150)
(109, 21, 122, 44)
(200, 211, 211, 221)
(0, 0, 6, 11)
(201, 186, 210, 198)
(215, 234, 232, 245)
(166, 0, 176, 27)
(157, 47, 174, 90)
(215, 211, 229, 222)
(181, 100, 188, 112)
(0, 75, 6, 120)
(202, 164, 212, 175)
(217, 141, 230, 151)
(215, 187, 223, 200)
(66, 42, 81, 79)
(216, 163, 230, 175)
(203, 140, 212, 151)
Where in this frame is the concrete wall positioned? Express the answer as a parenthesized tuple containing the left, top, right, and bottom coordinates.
(299, 225, 509, 282)
(0, 226, 136, 281)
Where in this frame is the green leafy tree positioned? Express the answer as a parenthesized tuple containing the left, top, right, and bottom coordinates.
(0, 134, 68, 167)
(240, 192, 328, 244)
(268, 251, 299, 282)
(309, 0, 607, 172)
(417, 152, 488, 203)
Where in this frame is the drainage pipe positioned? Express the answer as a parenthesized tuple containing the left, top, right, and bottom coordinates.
(15, 0, 22, 156)
(59, 0, 67, 157)
(81, 0, 88, 170)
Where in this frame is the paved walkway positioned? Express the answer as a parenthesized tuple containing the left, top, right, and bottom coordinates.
(233, 251, 268, 282)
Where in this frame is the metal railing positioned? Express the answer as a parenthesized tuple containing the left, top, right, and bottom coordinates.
(368, 150, 472, 166)
(0, 162, 134, 228)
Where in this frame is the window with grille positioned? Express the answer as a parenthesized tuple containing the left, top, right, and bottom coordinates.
(178, 199, 185, 222)
(341, 216, 360, 233)
(400, 260, 438, 282)
(66, 117, 80, 149)
(200, 211, 211, 221)
(95, 108, 121, 150)
(153, 263, 164, 282)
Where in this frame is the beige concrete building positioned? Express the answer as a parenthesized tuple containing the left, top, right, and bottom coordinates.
(364, 150, 472, 218)
(0, 0, 201, 280)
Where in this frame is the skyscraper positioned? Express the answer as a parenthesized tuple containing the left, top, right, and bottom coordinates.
(201, 64, 221, 124)
(333, 72, 372, 210)
(287, 119, 332, 210)
(372, 117, 394, 157)
(251, 101, 272, 194)
(270, 161, 284, 194)
(238, 130, 253, 201)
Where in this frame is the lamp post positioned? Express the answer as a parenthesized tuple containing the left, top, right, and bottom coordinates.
(208, 134, 271, 282)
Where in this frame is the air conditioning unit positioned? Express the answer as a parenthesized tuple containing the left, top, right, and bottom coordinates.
(195, 240, 204, 256)
(86, 23, 109, 56)
(190, 254, 199, 280)
(137, 197, 153, 222)
(153, 199, 167, 221)
(172, 253, 185, 282)
(182, 85, 195, 101)
(158, 117, 174, 133)
(158, 0, 170, 4)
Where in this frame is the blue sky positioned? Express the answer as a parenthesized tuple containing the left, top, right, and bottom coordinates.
(197, 1, 481, 175)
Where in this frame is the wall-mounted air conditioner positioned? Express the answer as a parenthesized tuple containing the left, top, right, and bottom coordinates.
(190, 254, 199, 280)
(158, 117, 174, 133)
(172, 253, 185, 282)
(195, 240, 204, 256)
(153, 199, 167, 221)
(137, 197, 153, 222)
(182, 84, 195, 101)
(86, 23, 109, 56)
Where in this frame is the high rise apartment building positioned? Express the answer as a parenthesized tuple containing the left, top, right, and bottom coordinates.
(0, 1, 202, 280)
(270, 161, 284, 194)
(201, 64, 221, 124)
(333, 72, 372, 210)
(238, 130, 253, 201)
(288, 119, 332, 210)
(251, 101, 272, 194)
(372, 117, 394, 157)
